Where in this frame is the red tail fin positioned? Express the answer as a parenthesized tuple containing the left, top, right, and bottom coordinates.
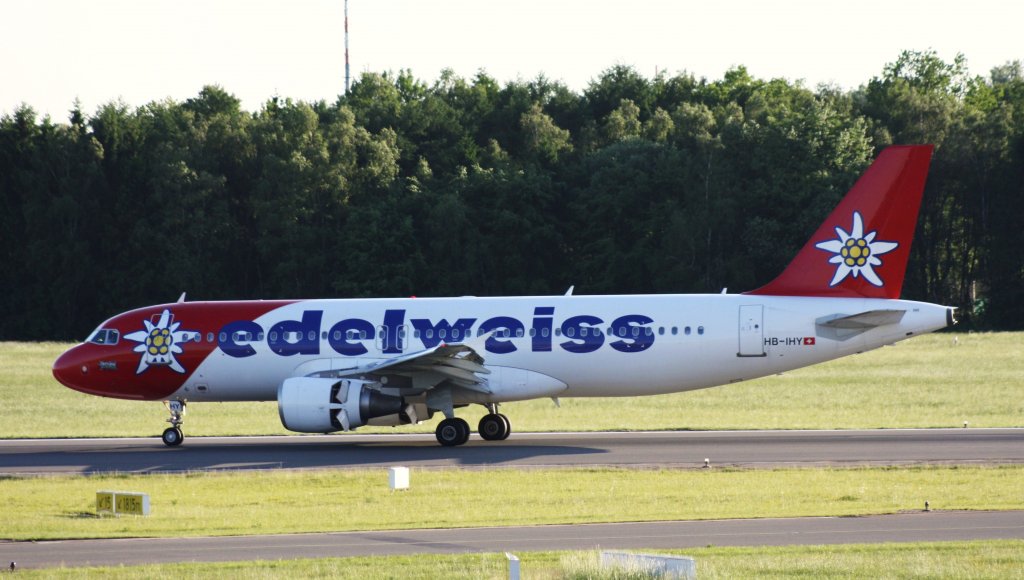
(746, 145, 933, 299)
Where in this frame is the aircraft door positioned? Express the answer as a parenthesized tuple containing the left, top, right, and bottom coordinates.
(738, 304, 765, 357)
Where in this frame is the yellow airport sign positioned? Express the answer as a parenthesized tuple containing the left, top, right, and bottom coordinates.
(96, 490, 150, 516)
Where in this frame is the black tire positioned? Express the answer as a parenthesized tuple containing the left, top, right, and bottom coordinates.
(497, 413, 511, 440)
(162, 427, 184, 447)
(478, 414, 508, 441)
(436, 418, 470, 447)
(455, 418, 470, 443)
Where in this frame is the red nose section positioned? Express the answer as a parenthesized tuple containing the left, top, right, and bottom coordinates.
(52, 343, 174, 400)
(53, 346, 96, 395)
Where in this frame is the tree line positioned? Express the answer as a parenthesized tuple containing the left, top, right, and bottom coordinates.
(2, 50, 1022, 340)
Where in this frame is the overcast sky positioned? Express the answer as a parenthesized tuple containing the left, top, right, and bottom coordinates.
(3, 0, 1022, 119)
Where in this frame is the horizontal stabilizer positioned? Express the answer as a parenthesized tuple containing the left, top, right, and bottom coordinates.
(817, 309, 906, 329)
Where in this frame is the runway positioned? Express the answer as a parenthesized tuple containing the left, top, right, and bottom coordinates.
(1, 428, 1022, 474)
(2, 511, 1022, 569)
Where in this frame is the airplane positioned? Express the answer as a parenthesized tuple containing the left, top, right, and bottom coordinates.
(52, 144, 955, 447)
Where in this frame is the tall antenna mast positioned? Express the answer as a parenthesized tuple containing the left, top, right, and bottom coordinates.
(344, 0, 350, 94)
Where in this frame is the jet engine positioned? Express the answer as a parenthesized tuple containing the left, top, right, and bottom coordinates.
(277, 377, 408, 433)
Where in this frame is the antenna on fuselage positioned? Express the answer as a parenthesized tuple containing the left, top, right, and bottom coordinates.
(176, 292, 187, 303)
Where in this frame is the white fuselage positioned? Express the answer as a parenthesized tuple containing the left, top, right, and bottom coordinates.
(169, 294, 950, 403)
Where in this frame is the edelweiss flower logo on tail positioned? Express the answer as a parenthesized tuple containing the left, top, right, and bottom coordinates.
(124, 309, 200, 374)
(815, 211, 898, 287)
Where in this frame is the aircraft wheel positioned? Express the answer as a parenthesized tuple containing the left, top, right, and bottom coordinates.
(478, 413, 509, 441)
(497, 413, 511, 440)
(162, 427, 184, 447)
(436, 418, 470, 447)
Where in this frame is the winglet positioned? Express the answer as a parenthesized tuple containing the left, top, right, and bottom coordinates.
(746, 145, 933, 299)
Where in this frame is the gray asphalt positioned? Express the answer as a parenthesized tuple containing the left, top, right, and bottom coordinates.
(1, 428, 1021, 474)
(2, 511, 1022, 569)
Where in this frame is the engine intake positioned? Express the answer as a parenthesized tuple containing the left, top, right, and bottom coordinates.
(277, 377, 407, 433)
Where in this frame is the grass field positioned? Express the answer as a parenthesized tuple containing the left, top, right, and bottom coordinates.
(2, 465, 1020, 540)
(11, 541, 1024, 578)
(2, 333, 1021, 439)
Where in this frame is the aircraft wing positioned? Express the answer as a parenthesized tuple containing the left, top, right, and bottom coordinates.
(336, 339, 492, 393)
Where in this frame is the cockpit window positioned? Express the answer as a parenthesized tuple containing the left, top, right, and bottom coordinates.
(87, 329, 120, 345)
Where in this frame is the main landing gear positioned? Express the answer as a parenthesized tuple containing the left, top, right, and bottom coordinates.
(161, 400, 185, 447)
(434, 404, 511, 446)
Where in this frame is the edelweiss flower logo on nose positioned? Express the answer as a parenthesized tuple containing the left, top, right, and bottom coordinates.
(124, 309, 200, 374)
(815, 211, 898, 287)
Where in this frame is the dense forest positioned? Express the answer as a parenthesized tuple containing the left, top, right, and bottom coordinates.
(2, 50, 1022, 340)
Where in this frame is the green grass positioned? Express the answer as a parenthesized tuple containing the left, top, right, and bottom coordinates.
(12, 541, 1024, 578)
(1, 465, 1021, 540)
(2, 332, 1021, 439)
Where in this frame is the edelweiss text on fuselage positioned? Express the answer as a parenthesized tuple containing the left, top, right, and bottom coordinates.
(216, 307, 656, 358)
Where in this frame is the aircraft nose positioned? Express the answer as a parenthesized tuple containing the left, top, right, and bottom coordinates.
(52, 347, 90, 391)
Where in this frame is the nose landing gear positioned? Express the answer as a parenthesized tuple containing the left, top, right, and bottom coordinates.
(161, 400, 186, 447)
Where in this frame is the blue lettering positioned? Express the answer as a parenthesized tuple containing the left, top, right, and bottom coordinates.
(382, 309, 405, 354)
(411, 317, 477, 348)
(268, 310, 322, 356)
(328, 318, 375, 356)
(480, 316, 524, 354)
(224, 307, 657, 359)
(609, 314, 655, 353)
(219, 320, 263, 358)
(531, 307, 554, 352)
(559, 315, 605, 354)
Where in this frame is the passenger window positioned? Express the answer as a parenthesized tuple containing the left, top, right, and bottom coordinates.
(333, 330, 341, 341)
(658, 327, 664, 335)
(426, 329, 434, 339)
(219, 332, 227, 343)
(258, 332, 265, 341)
(439, 329, 447, 339)
(541, 328, 549, 338)
(269, 331, 278, 341)
(580, 328, 588, 337)
(516, 328, 524, 338)
(309, 330, 316, 341)
(671, 327, 677, 335)
(566, 327, 575, 338)
(414, 330, 421, 339)
(322, 332, 327, 340)
(529, 328, 536, 337)
(207, 332, 214, 343)
(452, 329, 460, 339)
(632, 327, 639, 337)
(698, 326, 705, 335)
(554, 328, 562, 337)
(685, 326, 691, 335)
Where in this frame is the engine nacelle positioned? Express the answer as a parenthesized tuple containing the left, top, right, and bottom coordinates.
(277, 377, 406, 433)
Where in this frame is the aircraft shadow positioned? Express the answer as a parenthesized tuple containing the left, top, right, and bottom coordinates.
(0, 437, 609, 475)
